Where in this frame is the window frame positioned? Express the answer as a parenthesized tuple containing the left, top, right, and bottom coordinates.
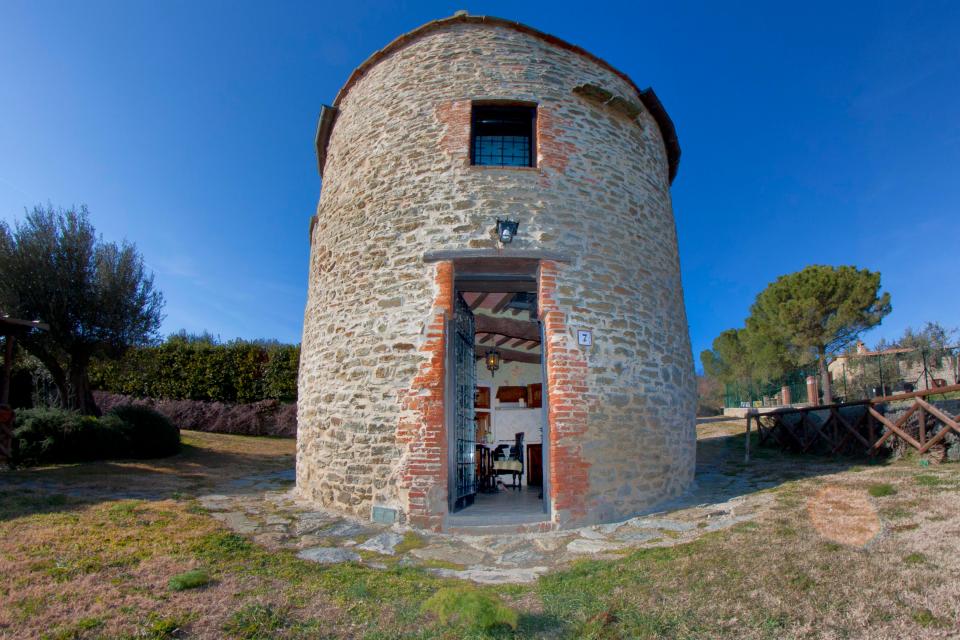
(469, 102, 538, 168)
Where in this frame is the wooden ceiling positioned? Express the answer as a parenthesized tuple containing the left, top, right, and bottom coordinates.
(462, 292, 540, 363)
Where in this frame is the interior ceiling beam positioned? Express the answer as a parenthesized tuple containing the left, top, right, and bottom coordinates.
(476, 333, 541, 345)
(474, 347, 540, 365)
(495, 335, 512, 347)
(492, 294, 515, 314)
(456, 280, 537, 293)
(474, 315, 540, 342)
(467, 292, 489, 310)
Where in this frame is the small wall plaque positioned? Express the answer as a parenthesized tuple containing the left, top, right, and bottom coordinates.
(371, 505, 398, 524)
(577, 330, 592, 346)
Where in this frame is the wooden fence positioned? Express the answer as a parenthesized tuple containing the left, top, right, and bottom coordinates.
(744, 383, 960, 461)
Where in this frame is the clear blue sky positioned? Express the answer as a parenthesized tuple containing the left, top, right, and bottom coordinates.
(2, 1, 958, 365)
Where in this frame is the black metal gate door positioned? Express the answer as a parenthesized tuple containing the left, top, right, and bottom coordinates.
(452, 292, 476, 511)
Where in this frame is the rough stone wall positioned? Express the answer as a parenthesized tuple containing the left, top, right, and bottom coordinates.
(298, 20, 696, 527)
(394, 261, 453, 530)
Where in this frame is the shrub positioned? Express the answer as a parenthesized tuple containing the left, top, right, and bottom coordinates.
(168, 569, 211, 591)
(108, 404, 180, 458)
(11, 405, 179, 466)
(12, 408, 121, 465)
(422, 586, 519, 633)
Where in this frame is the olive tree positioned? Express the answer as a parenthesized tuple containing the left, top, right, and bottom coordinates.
(0, 205, 164, 414)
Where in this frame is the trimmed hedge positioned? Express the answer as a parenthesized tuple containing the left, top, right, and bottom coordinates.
(93, 391, 296, 438)
(12, 406, 180, 467)
(89, 339, 299, 404)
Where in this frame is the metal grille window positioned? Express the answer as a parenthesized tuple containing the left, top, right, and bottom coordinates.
(471, 105, 536, 167)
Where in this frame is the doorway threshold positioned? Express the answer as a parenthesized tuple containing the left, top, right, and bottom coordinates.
(444, 487, 549, 532)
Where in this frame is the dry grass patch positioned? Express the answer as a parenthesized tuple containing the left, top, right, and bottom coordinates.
(1, 428, 959, 638)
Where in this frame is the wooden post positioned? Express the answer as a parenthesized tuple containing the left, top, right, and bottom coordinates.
(744, 413, 752, 463)
(918, 408, 926, 447)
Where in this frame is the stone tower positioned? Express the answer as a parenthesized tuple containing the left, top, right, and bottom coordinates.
(298, 14, 696, 531)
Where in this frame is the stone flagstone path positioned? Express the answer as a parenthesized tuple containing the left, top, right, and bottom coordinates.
(194, 429, 830, 584)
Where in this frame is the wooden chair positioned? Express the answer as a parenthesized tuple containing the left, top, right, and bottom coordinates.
(492, 432, 525, 489)
(475, 445, 495, 492)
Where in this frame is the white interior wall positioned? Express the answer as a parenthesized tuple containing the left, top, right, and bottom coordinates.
(475, 359, 545, 448)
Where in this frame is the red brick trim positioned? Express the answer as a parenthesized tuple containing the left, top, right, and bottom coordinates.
(536, 105, 576, 179)
(538, 260, 590, 524)
(436, 100, 472, 167)
(396, 261, 453, 530)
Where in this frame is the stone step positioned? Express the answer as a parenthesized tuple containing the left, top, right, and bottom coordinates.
(443, 520, 555, 536)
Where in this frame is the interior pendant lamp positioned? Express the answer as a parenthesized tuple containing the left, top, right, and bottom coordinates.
(485, 349, 501, 377)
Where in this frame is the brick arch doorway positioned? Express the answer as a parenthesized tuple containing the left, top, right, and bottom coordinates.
(445, 256, 551, 526)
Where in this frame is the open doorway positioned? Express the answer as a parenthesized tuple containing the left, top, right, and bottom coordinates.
(447, 270, 549, 526)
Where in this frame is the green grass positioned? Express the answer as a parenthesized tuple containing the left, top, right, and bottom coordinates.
(5, 428, 960, 639)
(393, 531, 427, 554)
(912, 608, 950, 628)
(223, 604, 287, 640)
(0, 490, 73, 520)
(41, 616, 103, 640)
(915, 474, 943, 487)
(868, 483, 897, 497)
(108, 500, 145, 524)
(788, 573, 816, 591)
(882, 506, 913, 519)
(422, 586, 519, 633)
(192, 532, 256, 562)
(168, 568, 211, 591)
(129, 613, 192, 640)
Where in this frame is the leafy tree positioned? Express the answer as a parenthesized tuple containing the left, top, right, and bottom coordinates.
(893, 322, 957, 372)
(700, 328, 751, 387)
(700, 324, 797, 390)
(746, 265, 891, 404)
(0, 205, 163, 414)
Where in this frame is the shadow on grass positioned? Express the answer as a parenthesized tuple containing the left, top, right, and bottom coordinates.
(0, 488, 81, 521)
(0, 433, 295, 520)
(644, 426, 886, 516)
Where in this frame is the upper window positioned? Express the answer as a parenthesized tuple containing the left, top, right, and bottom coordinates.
(470, 105, 536, 167)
